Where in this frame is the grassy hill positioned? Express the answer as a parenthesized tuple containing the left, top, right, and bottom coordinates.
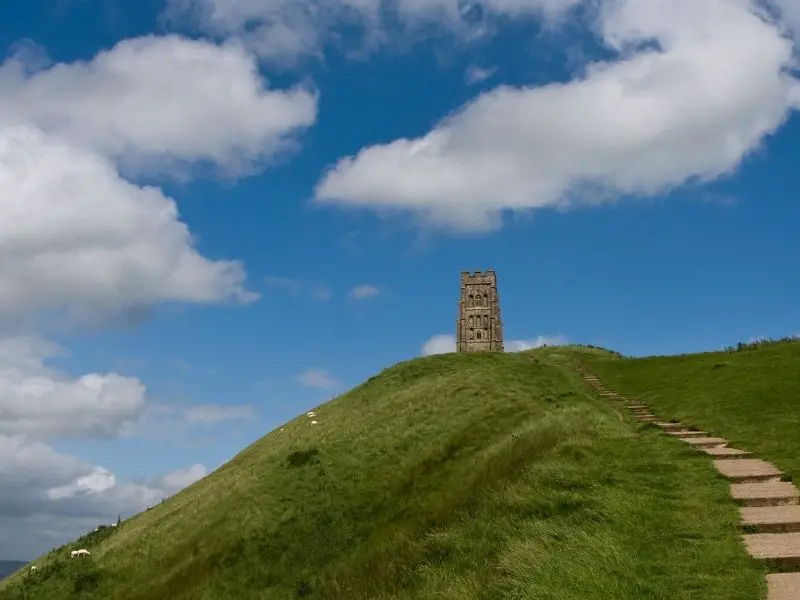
(584, 338, 800, 483)
(0, 349, 766, 600)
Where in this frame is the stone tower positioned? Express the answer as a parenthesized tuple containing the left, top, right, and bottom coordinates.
(456, 270, 504, 352)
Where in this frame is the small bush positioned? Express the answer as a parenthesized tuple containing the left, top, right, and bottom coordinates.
(286, 448, 320, 468)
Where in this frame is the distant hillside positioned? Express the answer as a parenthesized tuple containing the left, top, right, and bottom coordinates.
(0, 563, 26, 581)
(0, 348, 764, 599)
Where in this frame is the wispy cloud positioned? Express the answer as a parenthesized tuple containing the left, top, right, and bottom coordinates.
(464, 65, 497, 85)
(349, 284, 381, 300)
(296, 368, 341, 391)
(183, 404, 256, 424)
(265, 276, 331, 300)
(121, 402, 256, 440)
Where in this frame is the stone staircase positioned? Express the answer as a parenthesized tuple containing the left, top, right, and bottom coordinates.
(577, 367, 800, 600)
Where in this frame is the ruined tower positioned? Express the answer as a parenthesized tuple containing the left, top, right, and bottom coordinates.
(456, 270, 504, 352)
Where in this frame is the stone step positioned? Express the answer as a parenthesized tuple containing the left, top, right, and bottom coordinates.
(732, 482, 800, 508)
(681, 437, 728, 448)
(767, 573, 800, 600)
(666, 430, 708, 438)
(631, 410, 654, 416)
(655, 422, 685, 431)
(637, 415, 658, 422)
(701, 447, 753, 459)
(741, 506, 800, 533)
(713, 459, 783, 483)
(743, 532, 800, 569)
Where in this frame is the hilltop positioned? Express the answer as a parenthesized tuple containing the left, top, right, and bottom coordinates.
(0, 348, 767, 600)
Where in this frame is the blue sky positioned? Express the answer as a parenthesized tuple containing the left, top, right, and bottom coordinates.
(1, 0, 799, 559)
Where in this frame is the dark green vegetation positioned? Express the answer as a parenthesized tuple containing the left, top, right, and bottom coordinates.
(0, 564, 26, 581)
(585, 337, 800, 484)
(0, 349, 766, 599)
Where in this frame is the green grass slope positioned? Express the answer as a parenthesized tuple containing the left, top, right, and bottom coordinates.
(583, 338, 800, 482)
(1, 350, 765, 600)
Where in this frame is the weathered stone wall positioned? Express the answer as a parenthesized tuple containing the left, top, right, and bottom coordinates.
(456, 270, 504, 352)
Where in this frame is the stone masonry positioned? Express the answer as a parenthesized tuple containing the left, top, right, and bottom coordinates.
(456, 270, 504, 352)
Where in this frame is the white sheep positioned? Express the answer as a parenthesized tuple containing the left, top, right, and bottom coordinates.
(30, 566, 37, 571)
(307, 411, 317, 418)
(310, 420, 318, 426)
(70, 549, 91, 558)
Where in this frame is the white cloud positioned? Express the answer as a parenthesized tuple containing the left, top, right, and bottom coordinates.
(314, 0, 800, 231)
(772, 0, 800, 40)
(421, 333, 568, 355)
(183, 404, 256, 423)
(505, 334, 568, 352)
(0, 433, 206, 558)
(0, 126, 255, 323)
(465, 65, 497, 85)
(349, 284, 381, 300)
(0, 336, 146, 439)
(0, 35, 317, 177)
(296, 368, 341, 390)
(422, 334, 457, 355)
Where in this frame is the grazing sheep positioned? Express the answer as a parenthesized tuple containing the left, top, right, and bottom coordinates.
(70, 549, 91, 558)
(307, 411, 317, 418)
(30, 566, 37, 571)
(310, 420, 318, 426)
(111, 523, 117, 527)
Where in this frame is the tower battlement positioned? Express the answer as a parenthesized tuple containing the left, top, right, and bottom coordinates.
(460, 270, 497, 285)
(456, 270, 504, 353)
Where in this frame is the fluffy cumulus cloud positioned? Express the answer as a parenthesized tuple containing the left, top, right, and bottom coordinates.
(0, 336, 146, 439)
(0, 35, 317, 176)
(505, 335, 568, 352)
(422, 334, 458, 355)
(0, 34, 324, 323)
(0, 127, 254, 322)
(315, 0, 800, 231)
(0, 433, 207, 558)
(422, 333, 567, 355)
